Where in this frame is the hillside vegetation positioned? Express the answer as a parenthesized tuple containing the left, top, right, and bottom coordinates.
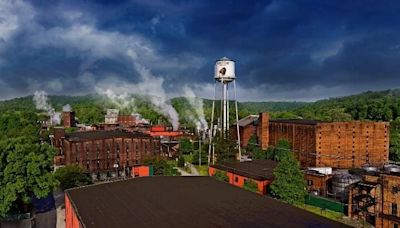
(1, 89, 400, 161)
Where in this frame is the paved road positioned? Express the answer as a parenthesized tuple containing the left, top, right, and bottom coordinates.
(175, 163, 200, 176)
(187, 163, 200, 175)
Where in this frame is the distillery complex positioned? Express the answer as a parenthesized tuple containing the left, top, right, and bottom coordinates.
(46, 58, 397, 228)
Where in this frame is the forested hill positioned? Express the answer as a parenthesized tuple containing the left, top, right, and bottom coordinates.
(1, 88, 400, 124)
(0, 94, 309, 125)
(294, 89, 400, 122)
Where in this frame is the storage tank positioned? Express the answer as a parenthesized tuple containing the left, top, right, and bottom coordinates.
(331, 173, 361, 202)
(384, 164, 400, 173)
(214, 57, 235, 82)
(362, 165, 379, 173)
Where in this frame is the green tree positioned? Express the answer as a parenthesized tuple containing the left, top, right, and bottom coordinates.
(246, 135, 266, 159)
(54, 165, 93, 190)
(214, 133, 237, 163)
(191, 142, 208, 165)
(270, 151, 306, 204)
(0, 137, 58, 217)
(179, 138, 193, 155)
(390, 117, 400, 161)
(267, 139, 291, 161)
(177, 156, 185, 168)
(143, 156, 180, 176)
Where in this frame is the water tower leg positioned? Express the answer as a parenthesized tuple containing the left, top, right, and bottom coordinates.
(233, 80, 241, 161)
(223, 82, 228, 136)
(208, 82, 217, 165)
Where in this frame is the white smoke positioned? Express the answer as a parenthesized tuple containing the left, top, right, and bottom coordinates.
(33, 90, 51, 111)
(95, 62, 180, 130)
(62, 104, 72, 112)
(96, 89, 136, 110)
(49, 109, 61, 125)
(183, 86, 208, 130)
(33, 90, 61, 125)
(132, 113, 149, 124)
(133, 63, 180, 130)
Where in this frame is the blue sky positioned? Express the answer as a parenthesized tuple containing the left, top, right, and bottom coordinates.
(1, 0, 400, 101)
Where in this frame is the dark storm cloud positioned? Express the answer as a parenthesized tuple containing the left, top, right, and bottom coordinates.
(1, 0, 400, 101)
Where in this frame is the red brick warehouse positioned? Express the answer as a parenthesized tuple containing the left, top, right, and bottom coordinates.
(234, 112, 389, 169)
(53, 129, 161, 179)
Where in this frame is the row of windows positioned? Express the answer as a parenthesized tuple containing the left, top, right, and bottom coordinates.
(71, 142, 156, 155)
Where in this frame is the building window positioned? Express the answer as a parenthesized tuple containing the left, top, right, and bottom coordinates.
(393, 203, 398, 216)
(307, 180, 313, 186)
(235, 177, 239, 183)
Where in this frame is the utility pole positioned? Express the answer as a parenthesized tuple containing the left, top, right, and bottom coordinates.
(198, 128, 202, 167)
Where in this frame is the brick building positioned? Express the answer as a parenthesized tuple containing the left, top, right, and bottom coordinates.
(117, 115, 136, 125)
(53, 129, 160, 178)
(235, 113, 389, 169)
(209, 159, 277, 195)
(235, 115, 259, 148)
(62, 111, 76, 128)
(304, 167, 333, 197)
(348, 168, 400, 227)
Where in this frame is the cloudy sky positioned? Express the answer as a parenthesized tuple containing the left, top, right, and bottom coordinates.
(1, 0, 400, 101)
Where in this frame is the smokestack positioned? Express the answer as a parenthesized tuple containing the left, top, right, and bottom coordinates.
(258, 112, 270, 150)
(63, 111, 76, 128)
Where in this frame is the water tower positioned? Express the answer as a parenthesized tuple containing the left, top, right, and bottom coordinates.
(208, 57, 241, 164)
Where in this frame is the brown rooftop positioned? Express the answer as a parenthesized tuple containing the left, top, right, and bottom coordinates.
(235, 115, 259, 127)
(66, 177, 347, 228)
(211, 159, 277, 181)
(65, 130, 152, 142)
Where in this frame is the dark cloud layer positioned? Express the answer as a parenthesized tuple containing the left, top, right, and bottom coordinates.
(1, 0, 400, 101)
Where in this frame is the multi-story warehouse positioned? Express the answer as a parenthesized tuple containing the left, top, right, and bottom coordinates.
(235, 112, 389, 169)
(53, 128, 160, 178)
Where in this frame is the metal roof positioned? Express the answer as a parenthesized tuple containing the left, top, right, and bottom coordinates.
(211, 159, 278, 181)
(66, 177, 347, 228)
(65, 130, 152, 142)
(235, 115, 259, 127)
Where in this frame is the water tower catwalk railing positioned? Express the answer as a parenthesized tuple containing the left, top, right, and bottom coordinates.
(208, 57, 241, 165)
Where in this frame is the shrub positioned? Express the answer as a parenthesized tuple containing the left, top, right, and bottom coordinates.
(213, 170, 229, 182)
(243, 179, 259, 193)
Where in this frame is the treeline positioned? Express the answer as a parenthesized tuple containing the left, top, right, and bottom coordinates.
(0, 94, 306, 128)
(294, 89, 400, 122)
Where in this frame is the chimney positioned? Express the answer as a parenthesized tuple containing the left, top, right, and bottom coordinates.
(63, 111, 76, 128)
(258, 112, 269, 150)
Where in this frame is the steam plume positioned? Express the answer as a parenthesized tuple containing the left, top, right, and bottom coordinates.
(62, 104, 72, 112)
(183, 87, 208, 130)
(33, 90, 61, 125)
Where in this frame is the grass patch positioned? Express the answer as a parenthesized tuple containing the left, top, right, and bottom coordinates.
(182, 154, 193, 163)
(296, 204, 343, 221)
(166, 159, 177, 167)
(194, 165, 209, 176)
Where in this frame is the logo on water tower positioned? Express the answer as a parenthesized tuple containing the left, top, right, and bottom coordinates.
(219, 67, 226, 75)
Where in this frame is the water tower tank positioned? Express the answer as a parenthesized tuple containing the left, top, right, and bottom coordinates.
(214, 57, 235, 82)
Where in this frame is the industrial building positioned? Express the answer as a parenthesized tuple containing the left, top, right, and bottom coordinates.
(52, 128, 160, 179)
(304, 167, 333, 197)
(62, 111, 76, 128)
(348, 165, 400, 228)
(209, 159, 277, 195)
(65, 177, 346, 228)
(235, 112, 389, 169)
